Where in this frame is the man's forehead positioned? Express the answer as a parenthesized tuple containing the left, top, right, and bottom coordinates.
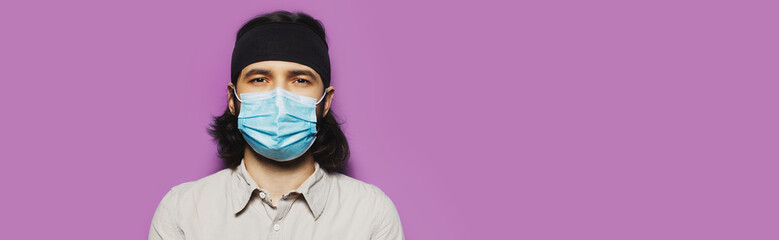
(245, 60, 311, 68)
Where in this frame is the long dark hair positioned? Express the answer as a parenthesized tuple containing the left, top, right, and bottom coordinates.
(208, 10, 349, 174)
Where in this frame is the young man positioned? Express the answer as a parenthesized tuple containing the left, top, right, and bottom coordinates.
(148, 11, 404, 240)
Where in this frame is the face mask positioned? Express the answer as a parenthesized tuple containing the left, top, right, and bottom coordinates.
(233, 87, 327, 162)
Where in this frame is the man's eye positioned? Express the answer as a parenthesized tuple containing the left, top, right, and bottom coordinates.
(250, 78, 266, 83)
(295, 78, 310, 84)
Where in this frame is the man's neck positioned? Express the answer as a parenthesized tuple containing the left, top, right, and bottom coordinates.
(242, 147, 316, 207)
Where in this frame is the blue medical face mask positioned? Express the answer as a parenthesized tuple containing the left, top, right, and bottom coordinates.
(233, 86, 327, 162)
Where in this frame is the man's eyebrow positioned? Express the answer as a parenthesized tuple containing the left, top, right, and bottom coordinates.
(242, 68, 318, 80)
(287, 69, 318, 80)
(243, 68, 272, 79)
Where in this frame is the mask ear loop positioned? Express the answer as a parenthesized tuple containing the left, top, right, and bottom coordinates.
(315, 90, 327, 105)
(232, 85, 244, 102)
(315, 89, 328, 133)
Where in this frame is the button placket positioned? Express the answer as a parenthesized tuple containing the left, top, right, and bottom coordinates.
(258, 190, 274, 207)
(268, 193, 299, 236)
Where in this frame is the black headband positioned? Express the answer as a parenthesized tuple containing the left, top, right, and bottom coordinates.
(230, 21, 331, 87)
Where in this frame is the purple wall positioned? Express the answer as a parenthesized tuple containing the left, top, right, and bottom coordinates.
(1, 0, 777, 239)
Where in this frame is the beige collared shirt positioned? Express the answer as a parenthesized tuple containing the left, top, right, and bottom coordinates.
(148, 159, 404, 240)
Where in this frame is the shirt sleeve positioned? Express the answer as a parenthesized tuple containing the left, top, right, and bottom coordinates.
(149, 187, 185, 240)
(370, 187, 405, 240)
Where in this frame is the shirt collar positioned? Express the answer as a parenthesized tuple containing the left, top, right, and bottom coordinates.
(230, 158, 330, 220)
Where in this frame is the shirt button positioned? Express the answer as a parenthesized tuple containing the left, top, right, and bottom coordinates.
(273, 224, 280, 231)
(259, 192, 266, 198)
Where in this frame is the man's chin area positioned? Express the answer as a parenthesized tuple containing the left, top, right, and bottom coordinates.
(248, 147, 313, 169)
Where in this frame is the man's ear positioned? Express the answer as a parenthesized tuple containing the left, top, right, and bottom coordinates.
(322, 86, 335, 117)
(228, 83, 237, 115)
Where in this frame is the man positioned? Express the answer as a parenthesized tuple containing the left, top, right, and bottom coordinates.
(148, 10, 404, 240)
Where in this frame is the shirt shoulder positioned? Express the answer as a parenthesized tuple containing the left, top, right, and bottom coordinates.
(149, 168, 233, 240)
(155, 167, 235, 212)
(326, 172, 405, 240)
(327, 172, 394, 206)
(168, 168, 235, 211)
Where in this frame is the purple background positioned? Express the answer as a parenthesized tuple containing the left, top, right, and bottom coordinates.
(1, 0, 777, 239)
